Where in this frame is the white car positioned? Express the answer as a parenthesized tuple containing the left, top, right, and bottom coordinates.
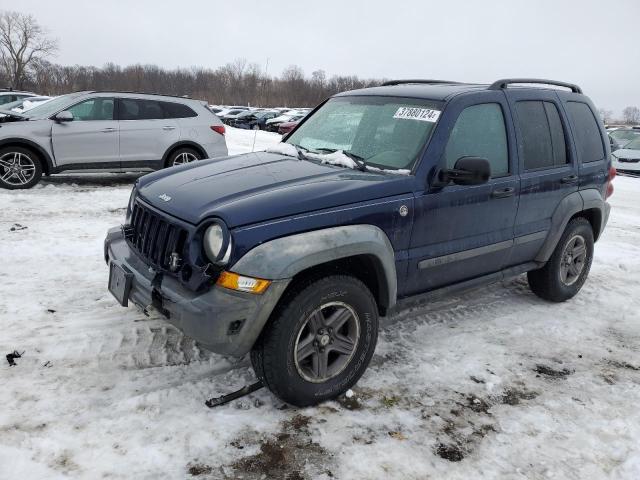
(612, 136, 640, 173)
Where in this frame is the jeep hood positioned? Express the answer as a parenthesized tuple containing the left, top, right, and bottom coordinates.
(136, 152, 415, 227)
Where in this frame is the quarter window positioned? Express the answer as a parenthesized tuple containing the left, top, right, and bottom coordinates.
(162, 101, 197, 119)
(566, 102, 605, 163)
(67, 98, 115, 121)
(515, 101, 567, 170)
(444, 103, 509, 177)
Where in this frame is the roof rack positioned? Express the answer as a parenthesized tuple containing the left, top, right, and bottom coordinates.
(90, 90, 192, 99)
(488, 78, 582, 94)
(381, 79, 463, 87)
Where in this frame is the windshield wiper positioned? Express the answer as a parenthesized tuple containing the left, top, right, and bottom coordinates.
(314, 148, 368, 172)
(291, 144, 310, 161)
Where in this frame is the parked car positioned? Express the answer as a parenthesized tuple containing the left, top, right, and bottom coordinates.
(105, 78, 613, 407)
(221, 109, 252, 125)
(0, 96, 52, 114)
(265, 111, 307, 132)
(277, 114, 306, 135)
(0, 89, 38, 107)
(0, 91, 227, 189)
(233, 110, 280, 130)
(217, 108, 249, 123)
(611, 136, 640, 174)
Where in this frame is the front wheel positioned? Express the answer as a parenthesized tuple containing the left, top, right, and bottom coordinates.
(251, 275, 379, 407)
(0, 147, 43, 189)
(527, 217, 594, 302)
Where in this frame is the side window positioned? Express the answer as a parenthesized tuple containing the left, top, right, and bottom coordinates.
(67, 98, 115, 121)
(566, 102, 605, 163)
(515, 101, 567, 170)
(0, 95, 16, 105)
(162, 102, 197, 119)
(444, 103, 509, 177)
(119, 99, 164, 120)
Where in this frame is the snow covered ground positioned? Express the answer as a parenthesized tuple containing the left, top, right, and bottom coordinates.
(1, 128, 639, 479)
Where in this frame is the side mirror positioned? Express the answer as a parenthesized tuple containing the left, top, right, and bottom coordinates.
(54, 111, 74, 122)
(439, 156, 491, 186)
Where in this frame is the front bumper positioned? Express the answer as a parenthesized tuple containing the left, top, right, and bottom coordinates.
(104, 227, 289, 357)
(613, 157, 640, 172)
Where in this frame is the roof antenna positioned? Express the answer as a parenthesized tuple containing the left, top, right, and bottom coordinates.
(252, 57, 270, 152)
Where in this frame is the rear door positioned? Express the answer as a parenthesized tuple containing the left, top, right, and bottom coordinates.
(505, 91, 578, 265)
(51, 96, 119, 167)
(117, 98, 179, 168)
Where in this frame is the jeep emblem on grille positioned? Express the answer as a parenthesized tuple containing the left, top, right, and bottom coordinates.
(158, 194, 172, 202)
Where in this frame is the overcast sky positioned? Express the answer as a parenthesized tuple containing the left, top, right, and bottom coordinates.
(7, 0, 639, 114)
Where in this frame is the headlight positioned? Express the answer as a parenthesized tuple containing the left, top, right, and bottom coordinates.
(203, 222, 232, 264)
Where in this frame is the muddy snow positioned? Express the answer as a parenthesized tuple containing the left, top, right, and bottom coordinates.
(1, 128, 639, 479)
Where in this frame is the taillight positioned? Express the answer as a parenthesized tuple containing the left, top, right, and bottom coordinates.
(606, 166, 616, 199)
(211, 125, 225, 136)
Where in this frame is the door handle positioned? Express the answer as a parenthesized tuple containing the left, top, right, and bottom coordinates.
(560, 174, 578, 184)
(491, 187, 515, 198)
(162, 126, 176, 131)
(102, 127, 117, 133)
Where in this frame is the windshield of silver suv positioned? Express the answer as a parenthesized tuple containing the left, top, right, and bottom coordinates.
(21, 93, 86, 119)
(285, 95, 443, 171)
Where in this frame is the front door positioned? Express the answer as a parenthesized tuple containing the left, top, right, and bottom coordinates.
(51, 97, 119, 168)
(405, 94, 519, 296)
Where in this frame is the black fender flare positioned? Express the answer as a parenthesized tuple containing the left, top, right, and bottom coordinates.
(0, 137, 54, 174)
(161, 141, 208, 166)
(535, 189, 606, 263)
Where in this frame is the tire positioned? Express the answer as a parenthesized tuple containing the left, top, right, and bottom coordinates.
(165, 147, 201, 168)
(251, 275, 379, 407)
(527, 217, 594, 302)
(0, 146, 43, 190)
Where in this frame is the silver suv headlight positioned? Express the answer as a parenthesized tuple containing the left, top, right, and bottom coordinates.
(203, 222, 232, 264)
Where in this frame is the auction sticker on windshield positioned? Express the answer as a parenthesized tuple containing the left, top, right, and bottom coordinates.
(393, 107, 441, 122)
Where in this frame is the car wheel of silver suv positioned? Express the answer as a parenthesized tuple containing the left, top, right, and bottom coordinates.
(166, 147, 201, 168)
(0, 147, 43, 190)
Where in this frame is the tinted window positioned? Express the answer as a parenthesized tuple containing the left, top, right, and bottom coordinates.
(0, 95, 16, 105)
(515, 101, 567, 170)
(162, 101, 196, 118)
(67, 98, 115, 121)
(444, 103, 509, 177)
(119, 99, 164, 120)
(566, 102, 605, 163)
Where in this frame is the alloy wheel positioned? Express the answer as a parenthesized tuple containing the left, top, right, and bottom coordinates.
(0, 152, 36, 186)
(172, 152, 198, 166)
(294, 301, 360, 383)
(559, 234, 587, 286)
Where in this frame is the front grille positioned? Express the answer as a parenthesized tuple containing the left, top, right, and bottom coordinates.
(126, 201, 188, 270)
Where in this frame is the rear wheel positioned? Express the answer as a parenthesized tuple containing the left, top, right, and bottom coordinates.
(0, 147, 43, 189)
(251, 275, 379, 406)
(165, 147, 201, 168)
(527, 217, 594, 302)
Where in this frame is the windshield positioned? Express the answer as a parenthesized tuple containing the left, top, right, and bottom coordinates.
(23, 93, 85, 119)
(610, 129, 640, 147)
(624, 137, 640, 150)
(285, 96, 442, 171)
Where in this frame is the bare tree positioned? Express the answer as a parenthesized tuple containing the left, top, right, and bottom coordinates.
(597, 108, 614, 124)
(622, 106, 640, 125)
(0, 10, 58, 90)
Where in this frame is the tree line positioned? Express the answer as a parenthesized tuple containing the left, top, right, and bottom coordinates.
(1, 58, 382, 108)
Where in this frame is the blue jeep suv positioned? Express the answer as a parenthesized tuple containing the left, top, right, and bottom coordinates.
(105, 78, 614, 406)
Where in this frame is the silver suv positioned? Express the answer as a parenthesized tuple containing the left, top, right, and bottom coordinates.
(0, 92, 228, 189)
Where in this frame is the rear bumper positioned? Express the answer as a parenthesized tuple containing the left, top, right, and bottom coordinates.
(104, 227, 289, 356)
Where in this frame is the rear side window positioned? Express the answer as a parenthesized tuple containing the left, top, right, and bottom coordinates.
(444, 103, 509, 177)
(515, 101, 567, 170)
(119, 99, 164, 120)
(162, 101, 197, 118)
(566, 102, 605, 163)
